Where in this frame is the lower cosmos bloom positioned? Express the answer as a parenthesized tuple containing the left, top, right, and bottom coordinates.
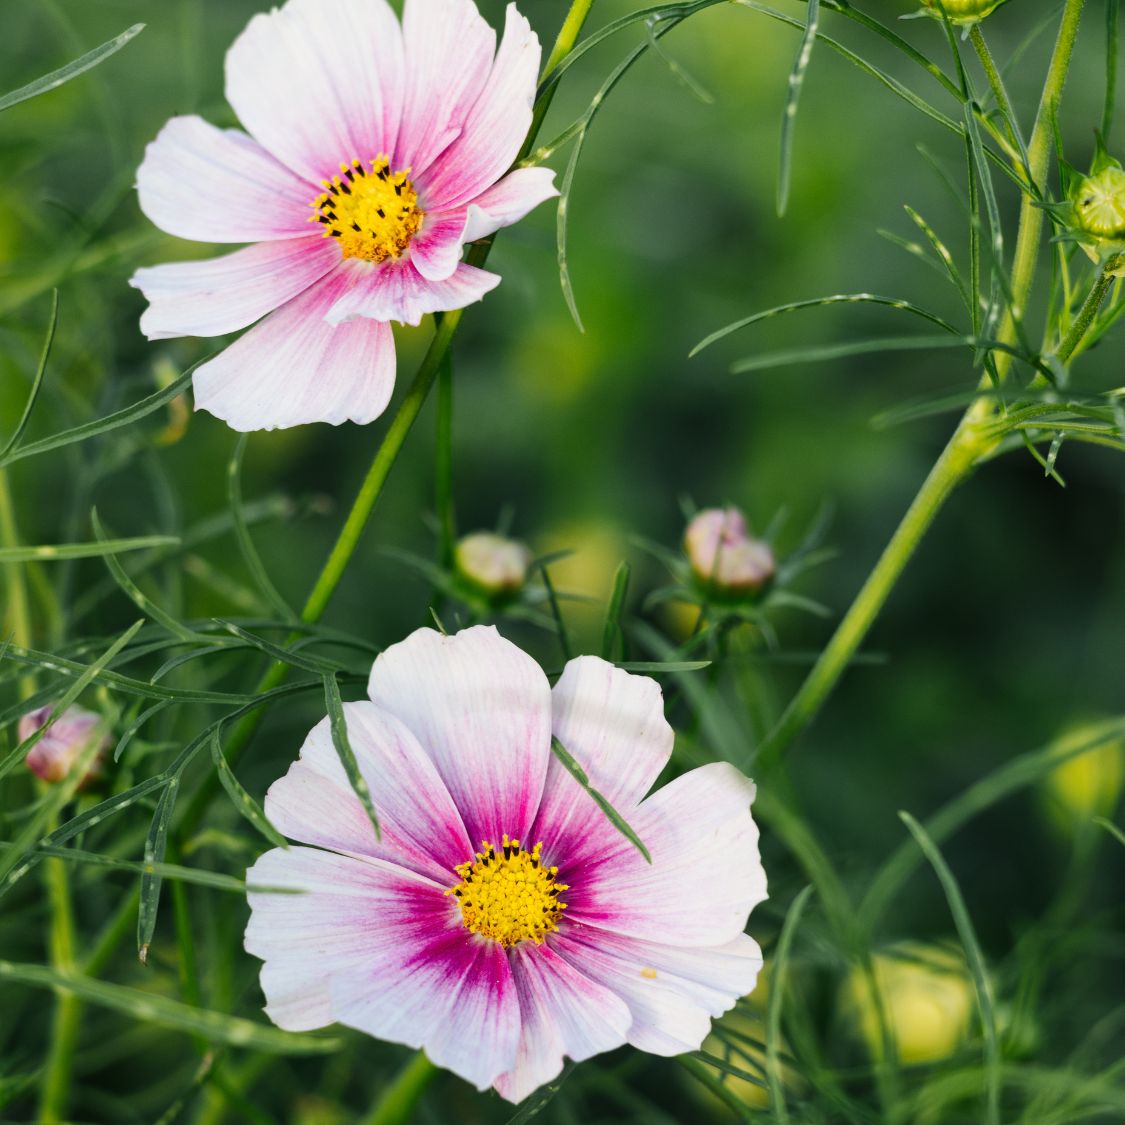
(130, 0, 558, 431)
(245, 626, 766, 1101)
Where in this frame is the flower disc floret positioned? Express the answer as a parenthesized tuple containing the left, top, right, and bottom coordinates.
(447, 836, 568, 948)
(311, 157, 424, 263)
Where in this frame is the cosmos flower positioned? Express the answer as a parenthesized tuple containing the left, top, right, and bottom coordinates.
(19, 704, 107, 785)
(245, 626, 766, 1101)
(131, 0, 557, 431)
(684, 507, 776, 597)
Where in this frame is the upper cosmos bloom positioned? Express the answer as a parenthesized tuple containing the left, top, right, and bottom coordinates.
(245, 626, 766, 1101)
(19, 704, 107, 785)
(130, 0, 558, 431)
(684, 507, 776, 596)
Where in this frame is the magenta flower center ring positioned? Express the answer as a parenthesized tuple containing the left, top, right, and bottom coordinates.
(310, 156, 425, 263)
(446, 834, 569, 949)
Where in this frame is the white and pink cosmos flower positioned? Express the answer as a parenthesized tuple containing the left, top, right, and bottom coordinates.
(131, 0, 557, 431)
(245, 626, 766, 1101)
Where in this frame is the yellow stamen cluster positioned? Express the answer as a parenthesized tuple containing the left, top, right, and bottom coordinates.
(447, 836, 568, 949)
(309, 155, 424, 263)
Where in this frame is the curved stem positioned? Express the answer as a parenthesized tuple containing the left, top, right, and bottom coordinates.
(361, 1052, 437, 1125)
(760, 0, 1087, 768)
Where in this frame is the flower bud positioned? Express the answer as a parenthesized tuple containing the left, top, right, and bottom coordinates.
(842, 943, 973, 1065)
(19, 704, 108, 785)
(1072, 164, 1125, 241)
(1042, 722, 1124, 825)
(454, 532, 532, 599)
(684, 507, 775, 598)
(919, 0, 1007, 24)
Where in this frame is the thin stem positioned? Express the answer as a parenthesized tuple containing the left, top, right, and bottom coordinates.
(1056, 254, 1123, 363)
(435, 351, 455, 567)
(970, 24, 1028, 176)
(38, 815, 80, 1124)
(759, 0, 1088, 768)
(361, 1052, 437, 1125)
(0, 469, 35, 699)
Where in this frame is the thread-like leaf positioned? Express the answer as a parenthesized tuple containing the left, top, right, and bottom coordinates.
(767, 885, 814, 1121)
(138, 779, 180, 961)
(0, 535, 178, 563)
(899, 812, 1000, 1125)
(0, 289, 57, 460)
(0, 960, 338, 1052)
(0, 24, 145, 113)
(210, 728, 288, 850)
(550, 737, 650, 862)
(600, 561, 631, 663)
(777, 0, 820, 216)
(323, 674, 381, 842)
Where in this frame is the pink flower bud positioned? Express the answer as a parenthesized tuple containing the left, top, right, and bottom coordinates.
(684, 507, 776, 596)
(18, 704, 108, 785)
(454, 532, 533, 598)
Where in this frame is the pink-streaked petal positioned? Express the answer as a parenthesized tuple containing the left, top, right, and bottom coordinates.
(563, 763, 766, 946)
(327, 260, 499, 328)
(552, 930, 763, 1056)
(192, 267, 396, 431)
(408, 211, 469, 281)
(398, 0, 495, 176)
(225, 0, 404, 184)
(366, 626, 551, 848)
(494, 943, 632, 1103)
(418, 4, 540, 210)
(136, 116, 313, 243)
(534, 657, 673, 867)
(131, 238, 337, 340)
(463, 167, 559, 242)
(263, 702, 472, 882)
(331, 918, 520, 1090)
(245, 846, 445, 1031)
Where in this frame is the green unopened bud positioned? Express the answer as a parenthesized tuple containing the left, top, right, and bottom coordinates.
(1073, 164, 1125, 240)
(918, 0, 1007, 25)
(454, 532, 532, 600)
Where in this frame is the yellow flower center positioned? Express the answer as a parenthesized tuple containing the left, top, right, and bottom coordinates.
(446, 836, 569, 949)
(309, 156, 424, 263)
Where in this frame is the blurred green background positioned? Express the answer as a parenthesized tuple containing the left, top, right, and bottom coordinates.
(1, 0, 1123, 1121)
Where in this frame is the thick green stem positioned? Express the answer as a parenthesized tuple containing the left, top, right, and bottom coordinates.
(0, 469, 35, 699)
(435, 351, 455, 567)
(361, 1052, 437, 1125)
(1056, 254, 1122, 363)
(758, 0, 1087, 768)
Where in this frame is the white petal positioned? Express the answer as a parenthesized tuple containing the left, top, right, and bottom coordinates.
(564, 763, 767, 946)
(245, 846, 445, 1031)
(408, 211, 469, 281)
(463, 167, 559, 242)
(331, 921, 521, 1090)
(131, 238, 337, 340)
(136, 116, 314, 243)
(366, 626, 551, 848)
(225, 0, 404, 184)
(534, 657, 674, 868)
(398, 0, 496, 176)
(493, 943, 632, 1103)
(327, 260, 499, 328)
(553, 930, 763, 1055)
(263, 701, 472, 883)
(418, 4, 540, 210)
(192, 266, 396, 431)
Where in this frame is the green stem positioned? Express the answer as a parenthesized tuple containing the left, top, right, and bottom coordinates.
(758, 0, 1088, 768)
(361, 1051, 437, 1125)
(39, 816, 80, 1124)
(1056, 254, 1123, 363)
(969, 24, 1027, 174)
(0, 469, 35, 699)
(436, 352, 455, 568)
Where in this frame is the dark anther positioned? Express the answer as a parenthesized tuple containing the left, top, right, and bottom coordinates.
(376, 207, 386, 218)
(351, 222, 361, 232)
(318, 216, 330, 225)
(339, 180, 352, 195)
(330, 230, 342, 238)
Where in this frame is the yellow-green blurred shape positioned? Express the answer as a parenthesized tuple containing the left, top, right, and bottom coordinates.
(1041, 722, 1125, 826)
(842, 942, 973, 1065)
